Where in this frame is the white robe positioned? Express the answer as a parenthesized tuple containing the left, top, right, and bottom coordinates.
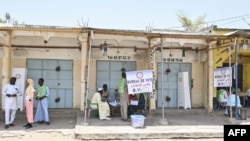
(2, 84, 21, 110)
(91, 92, 110, 120)
(2, 84, 21, 124)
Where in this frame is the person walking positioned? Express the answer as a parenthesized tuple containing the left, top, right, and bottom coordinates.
(23, 79, 36, 129)
(2, 77, 21, 129)
(34, 78, 50, 125)
(118, 72, 129, 121)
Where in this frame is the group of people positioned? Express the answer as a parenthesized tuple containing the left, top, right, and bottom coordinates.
(91, 72, 146, 121)
(216, 87, 249, 116)
(2, 77, 50, 129)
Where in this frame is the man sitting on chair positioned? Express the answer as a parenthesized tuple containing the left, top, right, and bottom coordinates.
(91, 88, 112, 120)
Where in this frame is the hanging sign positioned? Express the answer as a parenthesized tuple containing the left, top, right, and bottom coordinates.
(214, 67, 232, 87)
(126, 70, 153, 94)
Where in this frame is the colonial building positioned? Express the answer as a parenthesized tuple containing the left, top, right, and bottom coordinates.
(0, 23, 241, 113)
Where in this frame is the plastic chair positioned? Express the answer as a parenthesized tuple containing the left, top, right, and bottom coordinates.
(87, 99, 98, 118)
(217, 100, 227, 111)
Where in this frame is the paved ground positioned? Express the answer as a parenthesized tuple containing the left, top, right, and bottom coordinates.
(79, 108, 249, 126)
(0, 108, 249, 140)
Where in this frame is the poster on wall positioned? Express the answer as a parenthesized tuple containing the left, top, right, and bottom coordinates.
(126, 70, 153, 94)
(214, 67, 232, 87)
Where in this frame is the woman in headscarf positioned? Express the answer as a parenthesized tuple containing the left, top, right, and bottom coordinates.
(23, 78, 36, 129)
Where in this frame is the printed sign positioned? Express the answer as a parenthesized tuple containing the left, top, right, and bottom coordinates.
(214, 67, 232, 87)
(126, 70, 153, 94)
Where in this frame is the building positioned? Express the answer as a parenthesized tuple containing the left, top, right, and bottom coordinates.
(0, 23, 239, 113)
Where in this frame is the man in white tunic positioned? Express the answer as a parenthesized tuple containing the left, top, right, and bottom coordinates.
(91, 88, 111, 120)
(2, 77, 21, 129)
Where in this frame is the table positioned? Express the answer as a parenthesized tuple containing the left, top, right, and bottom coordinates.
(109, 103, 121, 116)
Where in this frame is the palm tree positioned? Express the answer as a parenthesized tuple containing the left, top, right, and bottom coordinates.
(176, 10, 206, 31)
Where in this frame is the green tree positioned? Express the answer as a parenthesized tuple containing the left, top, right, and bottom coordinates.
(177, 10, 206, 31)
(5, 12, 11, 23)
(0, 12, 22, 24)
(0, 17, 6, 23)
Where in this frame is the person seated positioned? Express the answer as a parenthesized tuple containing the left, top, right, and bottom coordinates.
(128, 94, 139, 117)
(216, 87, 228, 116)
(216, 87, 228, 107)
(128, 93, 146, 117)
(245, 89, 250, 107)
(102, 84, 109, 99)
(91, 88, 112, 120)
(226, 91, 242, 117)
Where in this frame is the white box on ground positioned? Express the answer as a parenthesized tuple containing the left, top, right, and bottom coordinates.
(131, 115, 145, 128)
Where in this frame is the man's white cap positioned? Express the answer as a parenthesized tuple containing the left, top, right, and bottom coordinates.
(97, 88, 103, 91)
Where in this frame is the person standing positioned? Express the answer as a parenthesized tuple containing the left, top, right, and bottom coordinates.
(34, 78, 50, 125)
(23, 79, 36, 129)
(118, 72, 129, 121)
(2, 77, 21, 129)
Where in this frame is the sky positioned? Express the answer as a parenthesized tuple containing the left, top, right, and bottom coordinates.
(1, 0, 250, 30)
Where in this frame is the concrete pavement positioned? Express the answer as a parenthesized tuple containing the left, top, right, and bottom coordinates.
(0, 108, 249, 140)
(74, 108, 250, 140)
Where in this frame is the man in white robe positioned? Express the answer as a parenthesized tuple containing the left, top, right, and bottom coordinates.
(91, 88, 111, 120)
(2, 77, 21, 129)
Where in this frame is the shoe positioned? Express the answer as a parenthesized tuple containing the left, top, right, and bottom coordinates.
(45, 121, 50, 125)
(122, 118, 128, 121)
(23, 123, 29, 127)
(9, 123, 15, 127)
(35, 120, 44, 124)
(25, 124, 32, 129)
(105, 117, 112, 120)
(4, 125, 9, 129)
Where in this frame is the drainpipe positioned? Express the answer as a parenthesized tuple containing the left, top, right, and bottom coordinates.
(160, 37, 165, 119)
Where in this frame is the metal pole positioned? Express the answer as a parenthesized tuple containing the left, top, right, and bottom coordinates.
(234, 38, 239, 120)
(160, 37, 165, 119)
(228, 46, 232, 118)
(83, 31, 93, 125)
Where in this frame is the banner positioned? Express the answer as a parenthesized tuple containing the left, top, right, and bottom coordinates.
(214, 67, 232, 87)
(126, 70, 153, 94)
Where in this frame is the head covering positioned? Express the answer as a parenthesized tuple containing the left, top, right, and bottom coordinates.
(97, 88, 103, 91)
